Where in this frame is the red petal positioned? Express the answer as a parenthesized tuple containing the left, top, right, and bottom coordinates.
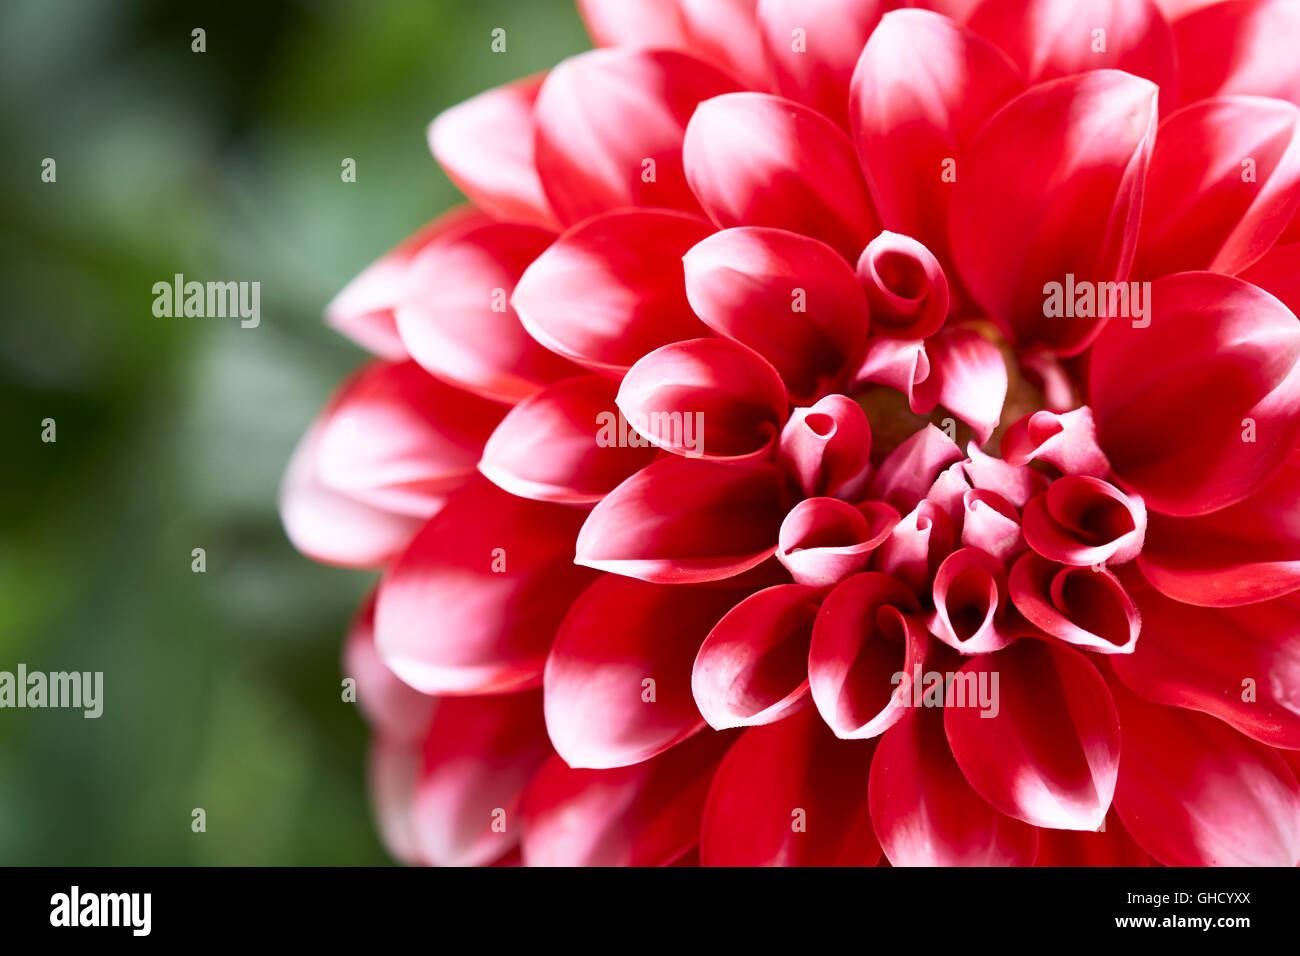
(851, 9, 1023, 281)
(1033, 810, 1150, 866)
(1000, 406, 1110, 477)
(512, 209, 714, 374)
(575, 456, 789, 583)
(700, 705, 882, 865)
(374, 479, 597, 694)
(543, 575, 748, 768)
(693, 584, 822, 729)
(1109, 676, 1300, 866)
(683, 227, 870, 402)
(928, 547, 1017, 654)
(683, 92, 878, 260)
(809, 572, 925, 739)
(428, 74, 557, 229)
(852, 337, 940, 415)
(867, 423, 964, 514)
(857, 231, 950, 340)
(519, 730, 734, 866)
(1135, 96, 1300, 277)
(945, 639, 1121, 830)
(1021, 475, 1146, 567)
(533, 48, 741, 224)
(396, 220, 578, 403)
(617, 338, 788, 460)
(1174, 0, 1300, 107)
(777, 396, 873, 500)
(479, 375, 658, 504)
(1009, 551, 1141, 654)
(950, 71, 1157, 355)
(1138, 448, 1300, 605)
(1088, 272, 1300, 516)
(873, 499, 956, 594)
(1240, 240, 1300, 317)
(777, 499, 900, 589)
(870, 705, 1039, 866)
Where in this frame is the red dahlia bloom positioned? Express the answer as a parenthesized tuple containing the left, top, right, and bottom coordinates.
(282, 0, 1300, 866)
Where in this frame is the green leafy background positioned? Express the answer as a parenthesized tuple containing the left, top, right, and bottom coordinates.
(0, 0, 587, 864)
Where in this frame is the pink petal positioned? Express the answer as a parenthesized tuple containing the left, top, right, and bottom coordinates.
(512, 209, 714, 375)
(428, 74, 557, 229)
(576, 0, 692, 48)
(543, 575, 750, 769)
(777, 498, 900, 590)
(852, 337, 940, 415)
(410, 691, 551, 867)
(1113, 575, 1300, 748)
(479, 375, 658, 504)
(1109, 675, 1300, 866)
(857, 231, 950, 340)
(850, 9, 1023, 281)
(868, 423, 964, 513)
(808, 572, 926, 739)
(968, 0, 1179, 105)
(396, 220, 579, 403)
(950, 71, 1158, 355)
(757, 0, 889, 128)
(575, 456, 789, 583)
(1135, 96, 1300, 278)
(683, 227, 870, 402)
(1033, 810, 1150, 866)
(1138, 448, 1300, 605)
(1087, 271, 1300, 516)
(326, 206, 490, 360)
(777, 395, 873, 500)
(617, 338, 788, 460)
(315, 360, 505, 517)
(700, 704, 882, 865)
(873, 499, 956, 594)
(927, 327, 1008, 445)
(533, 48, 741, 224)
(519, 730, 735, 866)
(693, 584, 822, 729)
(369, 737, 424, 865)
(374, 479, 597, 695)
(1174, 0, 1300, 107)
(343, 591, 436, 744)
(1000, 406, 1110, 477)
(945, 639, 1121, 830)
(683, 92, 879, 260)
(1009, 551, 1141, 654)
(960, 489, 1024, 564)
(870, 704, 1039, 866)
(1021, 475, 1147, 567)
(928, 547, 1017, 654)
(962, 442, 1050, 508)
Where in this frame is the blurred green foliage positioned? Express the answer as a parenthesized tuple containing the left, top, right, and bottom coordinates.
(0, 0, 587, 864)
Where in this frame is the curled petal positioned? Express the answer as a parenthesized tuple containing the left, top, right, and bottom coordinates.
(874, 500, 956, 594)
(428, 74, 557, 229)
(870, 705, 1039, 866)
(1034, 810, 1150, 867)
(851, 9, 1024, 280)
(777, 396, 873, 500)
(700, 705, 882, 865)
(375, 479, 597, 695)
(1138, 449, 1300, 606)
(1022, 476, 1147, 566)
(945, 639, 1121, 830)
(575, 456, 789, 583)
(1010, 552, 1141, 654)
(1135, 96, 1300, 277)
(857, 231, 950, 339)
(960, 489, 1024, 564)
(520, 730, 735, 866)
(617, 338, 788, 460)
(343, 592, 436, 744)
(397, 220, 578, 403)
(1113, 576, 1300, 748)
(950, 71, 1158, 355)
(544, 575, 749, 769)
(1000, 406, 1110, 477)
(928, 547, 1015, 655)
(693, 584, 822, 729)
(683, 92, 878, 260)
(777, 499, 900, 589)
(868, 423, 964, 514)
(683, 227, 870, 402)
(512, 209, 713, 375)
(809, 572, 925, 739)
(1174, 0, 1300, 107)
(533, 48, 741, 224)
(757, 0, 888, 128)
(411, 691, 551, 867)
(927, 327, 1008, 445)
(852, 337, 939, 415)
(479, 375, 658, 504)
(1109, 675, 1300, 866)
(1088, 272, 1300, 516)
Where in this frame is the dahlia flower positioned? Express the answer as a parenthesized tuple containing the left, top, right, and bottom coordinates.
(282, 0, 1300, 866)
